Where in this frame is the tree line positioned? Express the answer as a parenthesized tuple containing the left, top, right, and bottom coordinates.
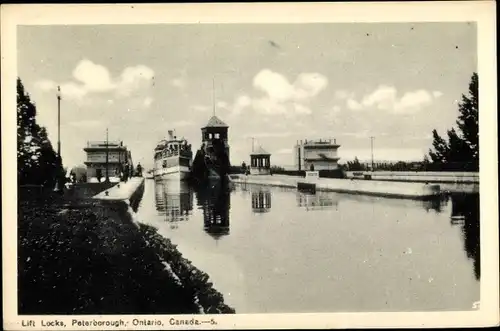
(17, 78, 64, 188)
(342, 158, 425, 172)
(345, 72, 479, 173)
(428, 72, 478, 171)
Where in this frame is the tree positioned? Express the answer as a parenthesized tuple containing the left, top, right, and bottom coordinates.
(17, 78, 63, 187)
(428, 129, 449, 164)
(422, 155, 431, 171)
(428, 73, 478, 171)
(347, 157, 365, 171)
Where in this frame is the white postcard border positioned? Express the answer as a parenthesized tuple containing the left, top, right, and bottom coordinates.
(1, 2, 498, 329)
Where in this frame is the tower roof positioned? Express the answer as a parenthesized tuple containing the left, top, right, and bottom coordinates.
(203, 116, 228, 128)
(250, 146, 271, 156)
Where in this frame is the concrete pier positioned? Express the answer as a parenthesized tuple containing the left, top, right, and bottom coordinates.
(92, 177, 146, 215)
(230, 174, 441, 199)
(93, 177, 145, 201)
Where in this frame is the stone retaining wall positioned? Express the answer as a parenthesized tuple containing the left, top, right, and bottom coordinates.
(231, 174, 441, 199)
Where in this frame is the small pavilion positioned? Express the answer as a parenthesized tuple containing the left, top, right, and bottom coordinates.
(250, 146, 271, 175)
(252, 190, 272, 213)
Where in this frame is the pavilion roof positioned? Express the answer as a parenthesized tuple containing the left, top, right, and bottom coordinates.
(250, 146, 271, 156)
(203, 115, 228, 128)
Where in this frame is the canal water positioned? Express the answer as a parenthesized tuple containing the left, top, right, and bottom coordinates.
(135, 179, 480, 313)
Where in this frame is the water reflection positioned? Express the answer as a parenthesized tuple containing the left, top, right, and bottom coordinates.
(139, 181, 481, 313)
(195, 183, 231, 240)
(154, 179, 193, 227)
(251, 188, 272, 213)
(296, 191, 339, 211)
(450, 193, 480, 280)
(422, 197, 446, 213)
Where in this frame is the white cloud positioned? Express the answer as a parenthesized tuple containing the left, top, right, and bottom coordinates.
(253, 69, 296, 102)
(253, 69, 328, 102)
(143, 97, 153, 108)
(117, 65, 154, 96)
(236, 95, 251, 107)
(252, 97, 287, 115)
(343, 85, 440, 114)
(293, 103, 312, 115)
(432, 90, 444, 98)
(346, 98, 363, 111)
(59, 82, 87, 100)
(232, 95, 252, 114)
(247, 69, 328, 116)
(34, 79, 56, 91)
(72, 59, 115, 92)
(216, 100, 229, 109)
(324, 105, 342, 121)
(394, 90, 433, 113)
(334, 90, 353, 100)
(227, 95, 256, 117)
(35, 59, 155, 101)
(170, 69, 188, 89)
(295, 73, 328, 98)
(361, 85, 397, 110)
(170, 78, 186, 89)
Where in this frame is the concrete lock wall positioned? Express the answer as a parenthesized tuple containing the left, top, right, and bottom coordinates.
(346, 171, 479, 183)
(231, 174, 441, 199)
(304, 161, 339, 171)
(250, 167, 271, 175)
(92, 178, 145, 213)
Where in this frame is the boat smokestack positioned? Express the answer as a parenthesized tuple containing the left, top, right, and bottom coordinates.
(168, 130, 174, 140)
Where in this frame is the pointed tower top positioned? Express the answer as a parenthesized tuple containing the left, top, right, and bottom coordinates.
(250, 146, 270, 156)
(204, 115, 228, 128)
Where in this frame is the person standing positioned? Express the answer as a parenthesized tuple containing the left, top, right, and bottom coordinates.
(136, 163, 143, 177)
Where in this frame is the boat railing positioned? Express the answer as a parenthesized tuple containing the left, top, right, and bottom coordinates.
(155, 148, 192, 159)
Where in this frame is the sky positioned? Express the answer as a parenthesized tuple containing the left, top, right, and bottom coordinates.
(17, 23, 476, 170)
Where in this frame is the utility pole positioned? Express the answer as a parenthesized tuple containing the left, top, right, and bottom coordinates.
(370, 136, 375, 172)
(54, 86, 62, 192)
(57, 86, 61, 158)
(105, 128, 110, 183)
(118, 141, 122, 180)
(212, 78, 216, 117)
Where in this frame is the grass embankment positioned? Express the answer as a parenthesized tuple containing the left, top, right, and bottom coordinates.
(139, 224, 235, 314)
(18, 183, 234, 314)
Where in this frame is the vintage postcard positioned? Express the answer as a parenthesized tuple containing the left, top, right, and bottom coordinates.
(1, 2, 498, 330)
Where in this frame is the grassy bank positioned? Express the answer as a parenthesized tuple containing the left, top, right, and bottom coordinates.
(139, 224, 236, 314)
(18, 198, 198, 314)
(18, 184, 234, 314)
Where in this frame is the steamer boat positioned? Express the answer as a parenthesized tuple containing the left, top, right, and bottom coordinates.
(153, 130, 193, 181)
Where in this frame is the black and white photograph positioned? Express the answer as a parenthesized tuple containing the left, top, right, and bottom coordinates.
(2, 2, 498, 330)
